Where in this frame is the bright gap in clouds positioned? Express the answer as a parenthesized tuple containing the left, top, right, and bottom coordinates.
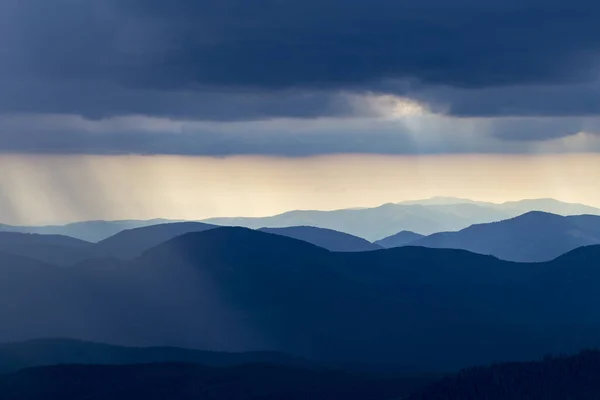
(353, 94, 430, 119)
(1, 153, 600, 226)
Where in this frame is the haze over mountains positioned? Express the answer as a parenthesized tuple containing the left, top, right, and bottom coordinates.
(0, 219, 185, 243)
(3, 197, 599, 242)
(2, 198, 600, 398)
(3, 226, 600, 373)
(407, 212, 600, 262)
(205, 197, 600, 240)
(2, 197, 600, 264)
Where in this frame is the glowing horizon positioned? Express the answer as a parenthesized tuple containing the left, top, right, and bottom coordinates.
(2, 153, 600, 226)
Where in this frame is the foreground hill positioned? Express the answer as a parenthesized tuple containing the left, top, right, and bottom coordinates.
(411, 212, 600, 262)
(375, 231, 424, 248)
(96, 222, 218, 259)
(259, 226, 380, 252)
(3, 229, 600, 372)
(408, 350, 600, 400)
(0, 339, 308, 375)
(0, 363, 432, 400)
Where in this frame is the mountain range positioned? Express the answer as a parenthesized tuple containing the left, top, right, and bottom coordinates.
(204, 197, 600, 240)
(0, 219, 184, 243)
(383, 211, 600, 262)
(3, 227, 600, 372)
(3, 197, 599, 242)
(0, 222, 383, 265)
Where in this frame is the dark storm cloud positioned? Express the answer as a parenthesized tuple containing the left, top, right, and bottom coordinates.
(2, 113, 599, 156)
(115, 0, 600, 89)
(2, 0, 600, 120)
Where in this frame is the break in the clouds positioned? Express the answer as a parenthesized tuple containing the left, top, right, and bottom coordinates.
(1, 0, 600, 155)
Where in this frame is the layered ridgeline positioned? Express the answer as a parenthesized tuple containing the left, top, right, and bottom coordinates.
(2, 227, 600, 372)
(3, 197, 599, 242)
(0, 219, 185, 242)
(203, 198, 600, 240)
(95, 222, 218, 259)
(386, 212, 600, 262)
(0, 222, 220, 265)
(0, 223, 380, 265)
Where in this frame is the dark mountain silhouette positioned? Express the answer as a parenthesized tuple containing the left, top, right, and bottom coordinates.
(408, 350, 600, 400)
(375, 231, 425, 248)
(0, 339, 309, 375)
(411, 211, 600, 262)
(0, 363, 433, 400)
(4, 229, 600, 372)
(0, 219, 185, 242)
(96, 221, 218, 259)
(0, 232, 96, 266)
(259, 226, 380, 252)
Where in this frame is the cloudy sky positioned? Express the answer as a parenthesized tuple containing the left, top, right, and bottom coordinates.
(2, 0, 600, 224)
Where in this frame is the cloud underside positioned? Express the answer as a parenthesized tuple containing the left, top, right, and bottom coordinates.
(1, 0, 600, 154)
(2, 113, 600, 156)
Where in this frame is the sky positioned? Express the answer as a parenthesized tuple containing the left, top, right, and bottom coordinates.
(2, 0, 600, 224)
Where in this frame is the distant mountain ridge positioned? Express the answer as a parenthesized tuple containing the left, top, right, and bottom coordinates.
(0, 219, 186, 242)
(409, 211, 600, 262)
(400, 196, 600, 216)
(204, 202, 512, 240)
(203, 198, 600, 240)
(3, 197, 599, 242)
